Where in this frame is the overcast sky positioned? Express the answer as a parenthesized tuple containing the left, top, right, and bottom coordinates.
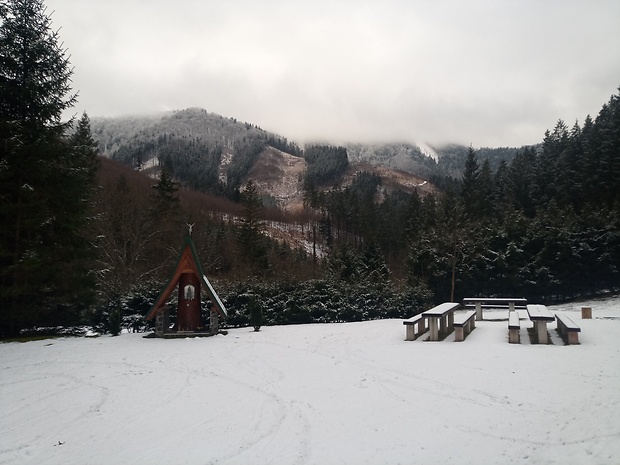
(46, 0, 620, 148)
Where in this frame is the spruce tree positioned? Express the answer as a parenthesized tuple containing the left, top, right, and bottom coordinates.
(152, 165, 179, 213)
(0, 0, 95, 335)
(237, 180, 267, 273)
(460, 146, 482, 219)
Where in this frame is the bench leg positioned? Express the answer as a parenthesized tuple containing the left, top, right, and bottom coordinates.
(475, 302, 482, 321)
(419, 318, 426, 333)
(405, 325, 415, 341)
(509, 328, 519, 344)
(455, 327, 464, 342)
(567, 331, 580, 345)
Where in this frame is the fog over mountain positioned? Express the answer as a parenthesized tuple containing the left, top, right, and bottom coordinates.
(48, 0, 620, 147)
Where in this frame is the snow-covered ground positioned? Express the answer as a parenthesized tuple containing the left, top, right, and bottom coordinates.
(2, 297, 619, 465)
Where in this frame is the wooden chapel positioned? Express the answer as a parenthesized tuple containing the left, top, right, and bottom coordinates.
(145, 225, 227, 337)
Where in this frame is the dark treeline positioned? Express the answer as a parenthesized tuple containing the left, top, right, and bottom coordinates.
(436, 145, 524, 179)
(1, 0, 99, 336)
(304, 91, 620, 306)
(303, 145, 349, 189)
(2, 0, 618, 337)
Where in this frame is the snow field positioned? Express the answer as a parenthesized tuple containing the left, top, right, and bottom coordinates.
(1, 297, 619, 465)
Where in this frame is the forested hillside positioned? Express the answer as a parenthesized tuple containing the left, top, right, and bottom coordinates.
(435, 144, 525, 179)
(91, 111, 439, 209)
(92, 108, 301, 198)
(1, 0, 618, 337)
(91, 109, 526, 195)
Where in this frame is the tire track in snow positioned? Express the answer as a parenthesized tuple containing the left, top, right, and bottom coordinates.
(185, 345, 311, 465)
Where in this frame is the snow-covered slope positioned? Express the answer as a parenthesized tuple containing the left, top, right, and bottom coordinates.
(2, 297, 619, 465)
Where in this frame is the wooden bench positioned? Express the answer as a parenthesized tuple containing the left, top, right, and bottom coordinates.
(508, 311, 520, 344)
(555, 313, 581, 345)
(453, 310, 476, 342)
(463, 297, 527, 321)
(403, 314, 426, 341)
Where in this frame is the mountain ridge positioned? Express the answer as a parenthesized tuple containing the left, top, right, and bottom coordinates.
(90, 108, 523, 209)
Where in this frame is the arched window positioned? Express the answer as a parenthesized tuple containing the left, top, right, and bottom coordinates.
(184, 284, 195, 300)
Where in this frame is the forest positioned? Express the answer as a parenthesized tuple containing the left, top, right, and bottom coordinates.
(1, 0, 618, 337)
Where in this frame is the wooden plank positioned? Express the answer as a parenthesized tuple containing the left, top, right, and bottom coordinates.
(464, 304, 527, 310)
(555, 313, 581, 331)
(422, 302, 460, 317)
(508, 311, 520, 344)
(403, 314, 423, 325)
(463, 297, 527, 306)
(526, 304, 555, 322)
(508, 311, 520, 329)
(453, 310, 476, 326)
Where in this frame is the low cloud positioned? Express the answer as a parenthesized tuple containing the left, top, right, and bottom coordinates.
(49, 0, 620, 147)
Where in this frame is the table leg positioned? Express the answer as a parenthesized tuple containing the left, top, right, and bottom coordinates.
(476, 302, 482, 321)
(509, 301, 515, 312)
(448, 310, 454, 329)
(536, 321, 548, 344)
(429, 317, 439, 341)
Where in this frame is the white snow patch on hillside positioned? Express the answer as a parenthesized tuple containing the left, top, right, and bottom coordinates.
(418, 142, 439, 162)
(138, 156, 159, 171)
(1, 297, 619, 465)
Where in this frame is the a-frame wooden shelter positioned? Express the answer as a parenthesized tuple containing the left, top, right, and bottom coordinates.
(146, 230, 227, 337)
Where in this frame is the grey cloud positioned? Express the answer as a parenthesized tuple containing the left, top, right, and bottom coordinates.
(48, 0, 620, 147)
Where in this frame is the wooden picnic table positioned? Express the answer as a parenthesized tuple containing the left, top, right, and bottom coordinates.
(422, 302, 460, 341)
(526, 304, 555, 344)
(463, 297, 528, 321)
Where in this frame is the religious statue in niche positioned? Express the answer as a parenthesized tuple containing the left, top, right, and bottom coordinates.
(184, 284, 196, 300)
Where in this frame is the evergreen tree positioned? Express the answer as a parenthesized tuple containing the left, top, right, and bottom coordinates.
(237, 180, 267, 272)
(506, 147, 537, 216)
(151, 164, 179, 214)
(478, 158, 494, 217)
(493, 160, 510, 210)
(0, 0, 95, 335)
(248, 295, 264, 331)
(460, 146, 482, 219)
(592, 90, 620, 207)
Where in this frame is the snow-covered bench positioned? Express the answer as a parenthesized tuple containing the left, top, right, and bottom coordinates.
(508, 311, 520, 344)
(453, 310, 476, 342)
(403, 314, 426, 341)
(555, 313, 581, 345)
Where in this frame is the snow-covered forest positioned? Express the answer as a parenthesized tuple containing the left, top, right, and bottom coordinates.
(1, 0, 619, 338)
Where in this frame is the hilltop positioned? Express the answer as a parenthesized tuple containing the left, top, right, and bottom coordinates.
(90, 108, 521, 210)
